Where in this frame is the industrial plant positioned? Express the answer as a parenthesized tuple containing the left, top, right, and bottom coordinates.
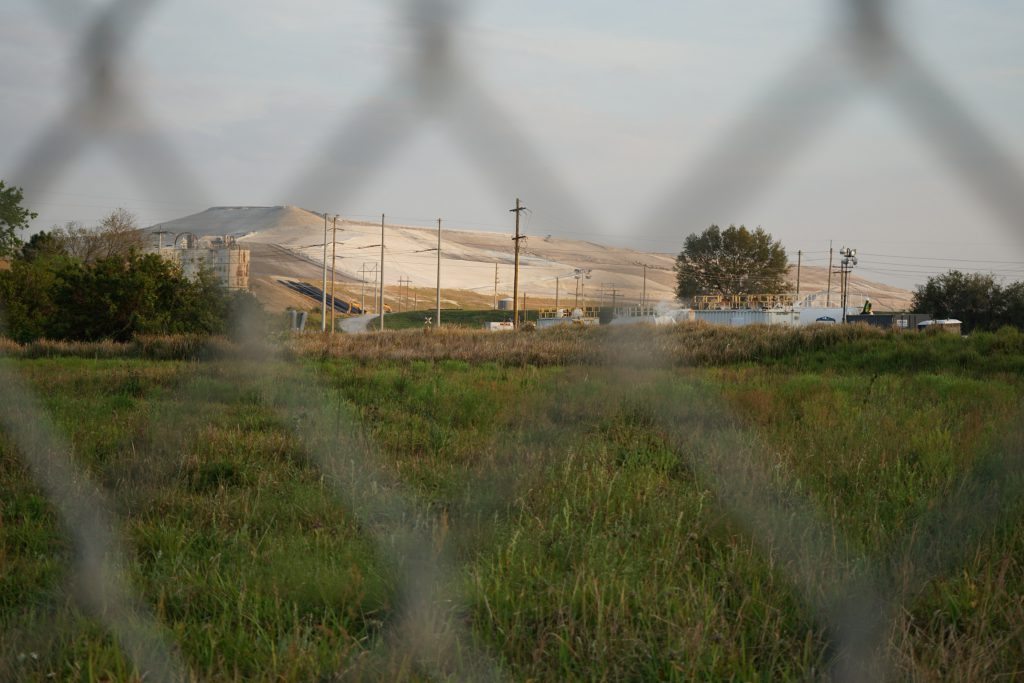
(147, 232, 250, 291)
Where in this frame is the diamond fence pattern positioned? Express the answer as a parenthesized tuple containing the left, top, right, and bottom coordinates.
(3, 1, 1024, 681)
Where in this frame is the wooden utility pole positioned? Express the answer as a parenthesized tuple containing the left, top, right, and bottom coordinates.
(641, 264, 647, 309)
(372, 265, 379, 314)
(321, 212, 329, 331)
(398, 277, 411, 312)
(795, 250, 802, 304)
(379, 214, 385, 332)
(510, 198, 526, 329)
(493, 263, 499, 309)
(330, 215, 338, 333)
(600, 283, 615, 311)
(826, 242, 833, 307)
(435, 218, 442, 328)
(359, 262, 370, 313)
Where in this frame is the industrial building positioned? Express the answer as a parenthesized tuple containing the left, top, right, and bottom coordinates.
(148, 233, 250, 290)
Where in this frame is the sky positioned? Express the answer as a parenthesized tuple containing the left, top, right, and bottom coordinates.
(2, 0, 1024, 289)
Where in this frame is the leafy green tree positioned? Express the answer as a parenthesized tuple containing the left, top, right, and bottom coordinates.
(20, 230, 68, 262)
(0, 254, 70, 342)
(0, 181, 37, 258)
(1000, 281, 1024, 330)
(48, 254, 229, 341)
(0, 250, 262, 342)
(674, 224, 789, 300)
(912, 270, 1004, 333)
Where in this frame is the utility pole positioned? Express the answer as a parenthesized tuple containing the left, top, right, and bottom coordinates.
(838, 247, 858, 323)
(493, 263, 499, 310)
(379, 214, 385, 332)
(435, 218, 442, 328)
(154, 229, 171, 251)
(573, 268, 591, 310)
(321, 212, 329, 331)
(510, 198, 526, 329)
(795, 250, 802, 304)
(359, 262, 369, 314)
(641, 264, 648, 309)
(397, 278, 404, 312)
(826, 242, 833, 308)
(600, 283, 614, 311)
(330, 215, 338, 333)
(372, 265, 379, 314)
(838, 264, 845, 315)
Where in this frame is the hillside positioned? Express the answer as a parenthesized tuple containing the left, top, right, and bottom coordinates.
(147, 206, 914, 311)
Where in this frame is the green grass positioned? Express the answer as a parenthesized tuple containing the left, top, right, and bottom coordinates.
(2, 330, 1024, 680)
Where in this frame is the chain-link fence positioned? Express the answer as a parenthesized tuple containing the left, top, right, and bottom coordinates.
(3, 1, 1024, 681)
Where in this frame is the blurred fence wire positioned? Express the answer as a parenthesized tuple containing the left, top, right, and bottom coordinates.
(3, 0, 1024, 681)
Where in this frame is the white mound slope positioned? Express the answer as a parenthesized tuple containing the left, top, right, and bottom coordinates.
(147, 206, 913, 311)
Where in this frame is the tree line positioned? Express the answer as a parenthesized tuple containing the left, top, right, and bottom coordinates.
(911, 271, 1024, 334)
(674, 224, 1024, 332)
(1, 185, 260, 342)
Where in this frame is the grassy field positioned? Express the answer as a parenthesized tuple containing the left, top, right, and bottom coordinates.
(2, 325, 1024, 680)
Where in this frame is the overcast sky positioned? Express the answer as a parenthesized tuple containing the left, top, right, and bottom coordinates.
(2, 0, 1023, 288)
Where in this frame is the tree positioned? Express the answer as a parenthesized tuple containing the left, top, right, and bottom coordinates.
(912, 270, 1004, 333)
(674, 224, 788, 300)
(0, 181, 37, 258)
(97, 207, 145, 257)
(20, 230, 68, 262)
(51, 208, 144, 263)
(1003, 281, 1024, 330)
(0, 250, 259, 342)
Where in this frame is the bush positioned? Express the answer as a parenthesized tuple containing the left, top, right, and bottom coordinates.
(0, 251, 259, 342)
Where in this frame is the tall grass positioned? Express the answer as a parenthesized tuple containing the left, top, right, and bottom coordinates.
(0, 334, 237, 360)
(2, 334, 1023, 679)
(290, 323, 1024, 373)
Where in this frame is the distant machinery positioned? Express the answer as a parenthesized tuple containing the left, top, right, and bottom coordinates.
(692, 293, 796, 311)
(536, 307, 600, 328)
(173, 232, 198, 249)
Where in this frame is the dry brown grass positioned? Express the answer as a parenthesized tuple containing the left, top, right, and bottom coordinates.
(0, 334, 238, 360)
(285, 322, 886, 367)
